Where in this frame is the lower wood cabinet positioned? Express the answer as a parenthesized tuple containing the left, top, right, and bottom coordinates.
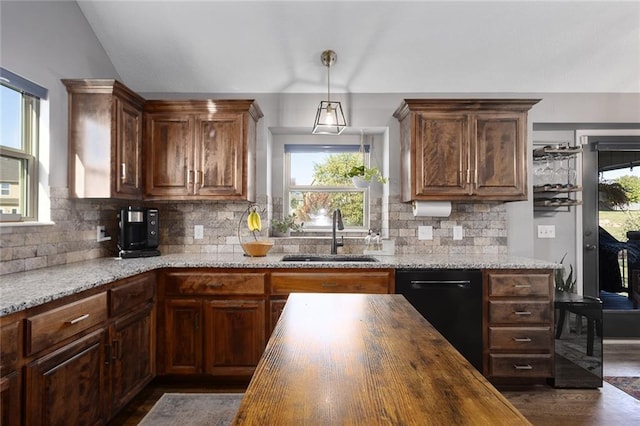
(110, 303, 155, 414)
(25, 328, 108, 425)
(1, 272, 156, 425)
(204, 299, 265, 376)
(159, 269, 267, 378)
(0, 370, 21, 426)
(164, 298, 203, 375)
(0, 265, 556, 424)
(161, 298, 266, 377)
(483, 270, 554, 382)
(268, 269, 395, 332)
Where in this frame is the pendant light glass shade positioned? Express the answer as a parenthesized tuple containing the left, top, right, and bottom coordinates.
(313, 100, 347, 135)
(313, 50, 346, 135)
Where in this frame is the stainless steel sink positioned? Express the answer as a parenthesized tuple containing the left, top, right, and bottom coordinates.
(280, 254, 378, 262)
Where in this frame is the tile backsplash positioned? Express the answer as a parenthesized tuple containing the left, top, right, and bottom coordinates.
(0, 188, 507, 275)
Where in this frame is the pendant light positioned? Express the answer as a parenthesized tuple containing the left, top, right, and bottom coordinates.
(312, 50, 347, 135)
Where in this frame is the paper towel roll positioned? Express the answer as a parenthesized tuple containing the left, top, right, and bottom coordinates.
(412, 201, 452, 217)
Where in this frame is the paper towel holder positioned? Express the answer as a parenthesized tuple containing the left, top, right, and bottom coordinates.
(411, 200, 452, 217)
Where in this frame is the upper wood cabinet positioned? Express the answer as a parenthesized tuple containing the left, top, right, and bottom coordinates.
(63, 79, 145, 199)
(393, 99, 539, 201)
(143, 100, 263, 201)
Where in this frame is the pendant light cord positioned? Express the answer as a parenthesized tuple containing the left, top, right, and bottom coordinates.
(326, 63, 331, 103)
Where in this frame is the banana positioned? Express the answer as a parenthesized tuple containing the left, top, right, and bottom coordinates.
(247, 210, 255, 231)
(247, 208, 262, 232)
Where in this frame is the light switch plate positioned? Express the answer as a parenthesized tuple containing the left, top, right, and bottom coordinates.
(418, 226, 433, 240)
(96, 225, 111, 242)
(537, 225, 556, 238)
(194, 225, 204, 240)
(453, 226, 463, 240)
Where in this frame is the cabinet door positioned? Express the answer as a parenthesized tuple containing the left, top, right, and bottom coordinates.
(25, 329, 107, 426)
(110, 304, 154, 415)
(115, 98, 143, 197)
(414, 113, 470, 197)
(144, 114, 194, 197)
(0, 370, 20, 426)
(203, 299, 265, 377)
(269, 299, 287, 335)
(64, 79, 144, 200)
(164, 299, 202, 374)
(472, 113, 526, 199)
(195, 114, 244, 198)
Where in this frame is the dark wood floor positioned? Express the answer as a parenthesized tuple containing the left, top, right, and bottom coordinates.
(109, 342, 640, 426)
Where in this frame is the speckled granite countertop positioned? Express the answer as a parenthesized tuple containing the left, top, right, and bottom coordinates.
(0, 253, 557, 316)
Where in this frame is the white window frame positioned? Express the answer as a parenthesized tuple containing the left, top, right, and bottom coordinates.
(0, 68, 45, 222)
(284, 144, 370, 232)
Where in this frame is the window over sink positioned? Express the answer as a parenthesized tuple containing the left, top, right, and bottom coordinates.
(284, 143, 370, 230)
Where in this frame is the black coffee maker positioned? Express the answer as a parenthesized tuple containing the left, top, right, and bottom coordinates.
(117, 206, 160, 258)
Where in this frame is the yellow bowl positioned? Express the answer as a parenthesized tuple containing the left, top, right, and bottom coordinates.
(241, 240, 274, 257)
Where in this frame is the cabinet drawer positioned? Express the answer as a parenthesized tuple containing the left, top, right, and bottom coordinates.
(488, 301, 551, 324)
(271, 272, 390, 295)
(165, 272, 266, 296)
(488, 327, 551, 351)
(110, 273, 155, 317)
(25, 292, 108, 356)
(489, 354, 552, 378)
(487, 273, 551, 297)
(1, 321, 19, 375)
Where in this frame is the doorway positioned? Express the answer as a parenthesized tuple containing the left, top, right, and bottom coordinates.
(581, 132, 640, 338)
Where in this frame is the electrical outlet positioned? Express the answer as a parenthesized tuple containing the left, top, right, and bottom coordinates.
(418, 226, 433, 240)
(194, 225, 204, 240)
(453, 226, 463, 240)
(96, 225, 111, 242)
(537, 225, 556, 239)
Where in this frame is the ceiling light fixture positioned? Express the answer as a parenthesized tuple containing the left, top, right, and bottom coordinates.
(312, 50, 347, 135)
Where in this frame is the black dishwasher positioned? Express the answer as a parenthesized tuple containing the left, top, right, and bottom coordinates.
(395, 269, 483, 371)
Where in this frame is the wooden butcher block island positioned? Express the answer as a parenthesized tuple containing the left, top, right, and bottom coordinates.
(233, 293, 530, 425)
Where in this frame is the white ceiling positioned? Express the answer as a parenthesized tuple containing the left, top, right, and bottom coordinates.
(76, 0, 640, 94)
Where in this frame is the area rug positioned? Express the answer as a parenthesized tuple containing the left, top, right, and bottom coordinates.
(604, 376, 640, 401)
(138, 393, 244, 426)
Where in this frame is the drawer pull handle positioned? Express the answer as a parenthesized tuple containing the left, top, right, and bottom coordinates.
(514, 284, 531, 288)
(128, 290, 144, 298)
(513, 337, 532, 342)
(514, 311, 532, 316)
(206, 283, 224, 288)
(322, 282, 338, 288)
(513, 364, 533, 370)
(66, 314, 90, 325)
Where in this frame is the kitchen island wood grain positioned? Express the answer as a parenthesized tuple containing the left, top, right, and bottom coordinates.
(233, 293, 530, 425)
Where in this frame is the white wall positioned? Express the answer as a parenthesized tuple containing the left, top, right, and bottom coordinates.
(0, 0, 120, 188)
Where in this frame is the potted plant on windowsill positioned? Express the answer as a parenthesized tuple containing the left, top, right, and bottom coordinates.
(271, 214, 304, 237)
(344, 165, 388, 188)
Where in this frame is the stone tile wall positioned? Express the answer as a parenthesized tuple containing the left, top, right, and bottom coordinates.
(1, 190, 507, 276)
(0, 187, 119, 275)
